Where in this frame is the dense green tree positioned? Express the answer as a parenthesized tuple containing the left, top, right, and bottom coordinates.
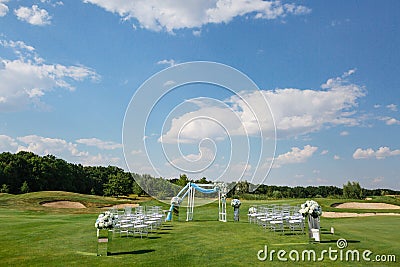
(103, 172, 133, 196)
(272, 190, 283, 199)
(20, 181, 30, 194)
(343, 181, 363, 199)
(0, 152, 398, 198)
(175, 174, 190, 187)
(235, 181, 250, 195)
(0, 184, 9, 193)
(195, 177, 211, 184)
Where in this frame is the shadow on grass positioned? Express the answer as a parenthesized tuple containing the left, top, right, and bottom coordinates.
(281, 232, 307, 236)
(147, 236, 161, 240)
(320, 239, 360, 244)
(122, 236, 162, 240)
(108, 249, 155, 256)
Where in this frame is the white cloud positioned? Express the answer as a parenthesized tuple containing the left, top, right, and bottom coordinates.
(0, 0, 9, 17)
(340, 131, 349, 136)
(168, 146, 215, 168)
(386, 118, 400, 125)
(14, 5, 52, 26)
(373, 104, 381, 109)
(159, 102, 244, 144)
(17, 135, 88, 157)
(353, 147, 400, 160)
(83, 0, 311, 33)
(40, 0, 64, 7)
(79, 153, 121, 167)
(273, 145, 318, 168)
(343, 68, 356, 77)
(76, 138, 122, 150)
(235, 70, 364, 138)
(163, 80, 176, 87)
(0, 39, 100, 112)
(157, 59, 176, 67)
(0, 39, 35, 53)
(320, 150, 329, 155)
(160, 70, 365, 143)
(192, 29, 202, 36)
(0, 134, 123, 167)
(380, 116, 400, 125)
(0, 134, 18, 152)
(386, 104, 398, 112)
(333, 155, 341, 160)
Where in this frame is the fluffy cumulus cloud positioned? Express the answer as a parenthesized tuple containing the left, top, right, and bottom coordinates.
(0, 39, 100, 112)
(238, 72, 364, 138)
(14, 5, 52, 25)
(160, 70, 365, 143)
(157, 59, 176, 67)
(0, 0, 9, 17)
(167, 146, 216, 170)
(273, 145, 318, 168)
(83, 0, 311, 32)
(353, 147, 400, 160)
(386, 104, 397, 112)
(0, 134, 123, 167)
(380, 116, 400, 125)
(17, 135, 88, 157)
(159, 99, 246, 144)
(0, 135, 19, 152)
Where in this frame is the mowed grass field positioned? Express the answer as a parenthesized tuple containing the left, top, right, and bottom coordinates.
(0, 192, 399, 266)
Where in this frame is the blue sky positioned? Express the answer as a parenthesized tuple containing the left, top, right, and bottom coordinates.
(0, 0, 399, 190)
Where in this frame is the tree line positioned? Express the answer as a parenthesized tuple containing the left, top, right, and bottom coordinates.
(0, 152, 398, 199)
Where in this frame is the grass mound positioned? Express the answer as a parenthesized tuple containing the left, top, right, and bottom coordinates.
(0, 191, 140, 213)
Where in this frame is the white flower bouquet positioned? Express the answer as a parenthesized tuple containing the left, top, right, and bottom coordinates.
(248, 207, 257, 214)
(171, 196, 182, 206)
(95, 211, 116, 229)
(231, 199, 241, 208)
(299, 200, 322, 218)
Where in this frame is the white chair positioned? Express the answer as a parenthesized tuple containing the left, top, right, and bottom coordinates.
(119, 218, 134, 237)
(124, 206, 132, 216)
(270, 220, 284, 232)
(288, 219, 304, 234)
(133, 220, 148, 238)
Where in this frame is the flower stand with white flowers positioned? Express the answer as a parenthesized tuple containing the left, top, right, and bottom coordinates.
(231, 199, 241, 222)
(95, 211, 116, 256)
(299, 200, 323, 242)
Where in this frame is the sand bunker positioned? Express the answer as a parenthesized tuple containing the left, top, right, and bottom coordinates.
(322, 212, 400, 218)
(323, 202, 400, 218)
(111, 203, 139, 209)
(42, 201, 86, 209)
(334, 202, 400, 209)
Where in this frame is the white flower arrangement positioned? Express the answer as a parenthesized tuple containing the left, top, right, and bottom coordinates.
(248, 207, 257, 214)
(215, 182, 228, 195)
(299, 200, 322, 218)
(171, 196, 182, 206)
(231, 198, 241, 208)
(95, 211, 116, 229)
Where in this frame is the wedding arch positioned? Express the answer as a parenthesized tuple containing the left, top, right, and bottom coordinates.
(165, 182, 228, 222)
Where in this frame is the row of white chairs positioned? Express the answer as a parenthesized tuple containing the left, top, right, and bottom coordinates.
(109, 206, 165, 238)
(248, 205, 305, 234)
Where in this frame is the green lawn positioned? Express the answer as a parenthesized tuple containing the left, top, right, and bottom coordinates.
(0, 193, 399, 266)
